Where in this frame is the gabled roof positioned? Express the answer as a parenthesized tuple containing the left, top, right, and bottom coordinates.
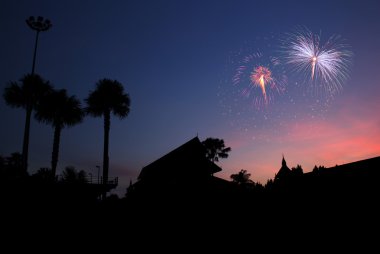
(138, 137, 222, 181)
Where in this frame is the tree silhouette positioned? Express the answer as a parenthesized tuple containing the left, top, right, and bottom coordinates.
(230, 169, 253, 185)
(35, 89, 83, 177)
(32, 167, 54, 181)
(61, 166, 87, 184)
(85, 79, 130, 199)
(202, 137, 231, 162)
(313, 165, 326, 174)
(0, 152, 27, 179)
(291, 164, 303, 177)
(3, 74, 52, 172)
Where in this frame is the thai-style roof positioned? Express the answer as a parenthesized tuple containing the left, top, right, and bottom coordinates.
(275, 156, 291, 180)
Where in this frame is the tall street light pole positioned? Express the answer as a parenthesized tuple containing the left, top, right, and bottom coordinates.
(22, 16, 52, 172)
(26, 16, 52, 75)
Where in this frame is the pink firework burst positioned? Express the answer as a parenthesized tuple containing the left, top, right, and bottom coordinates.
(250, 66, 273, 103)
(233, 51, 286, 108)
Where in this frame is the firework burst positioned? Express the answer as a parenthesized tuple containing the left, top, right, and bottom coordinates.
(232, 51, 286, 108)
(250, 66, 273, 102)
(282, 27, 352, 97)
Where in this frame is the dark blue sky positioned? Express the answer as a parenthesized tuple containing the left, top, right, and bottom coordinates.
(1, 0, 380, 196)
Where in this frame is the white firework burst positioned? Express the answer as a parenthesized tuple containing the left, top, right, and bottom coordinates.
(283, 27, 352, 97)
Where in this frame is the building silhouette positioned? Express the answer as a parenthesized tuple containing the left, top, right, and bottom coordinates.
(274, 156, 291, 181)
(130, 137, 235, 202)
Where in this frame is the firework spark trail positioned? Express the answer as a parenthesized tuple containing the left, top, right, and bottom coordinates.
(311, 56, 317, 80)
(283, 27, 352, 97)
(250, 66, 273, 103)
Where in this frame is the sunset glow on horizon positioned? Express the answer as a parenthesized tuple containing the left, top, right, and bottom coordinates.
(217, 93, 380, 184)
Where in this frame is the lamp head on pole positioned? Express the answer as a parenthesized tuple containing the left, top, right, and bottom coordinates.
(26, 16, 52, 32)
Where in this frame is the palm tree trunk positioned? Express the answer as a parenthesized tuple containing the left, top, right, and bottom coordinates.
(51, 125, 61, 178)
(22, 105, 32, 172)
(102, 110, 110, 200)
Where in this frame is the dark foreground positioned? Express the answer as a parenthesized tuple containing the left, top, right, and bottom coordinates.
(3, 182, 379, 251)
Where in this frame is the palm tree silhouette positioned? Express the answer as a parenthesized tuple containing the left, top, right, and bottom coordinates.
(3, 74, 52, 172)
(35, 89, 83, 177)
(230, 169, 253, 185)
(85, 79, 130, 199)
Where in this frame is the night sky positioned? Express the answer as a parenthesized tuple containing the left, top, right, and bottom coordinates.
(1, 0, 380, 196)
